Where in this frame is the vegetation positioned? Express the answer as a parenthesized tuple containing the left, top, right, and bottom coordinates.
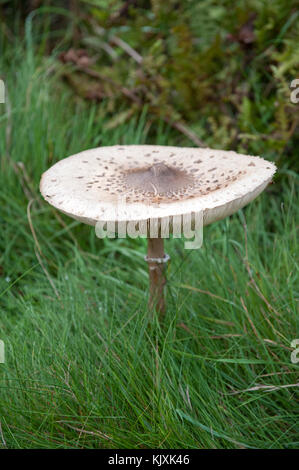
(0, 0, 298, 449)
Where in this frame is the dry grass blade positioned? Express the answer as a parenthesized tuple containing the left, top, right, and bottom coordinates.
(58, 421, 112, 441)
(180, 284, 233, 304)
(27, 199, 60, 299)
(240, 296, 259, 338)
(0, 422, 7, 448)
(229, 382, 299, 394)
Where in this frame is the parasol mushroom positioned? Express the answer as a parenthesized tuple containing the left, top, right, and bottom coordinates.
(40, 145, 276, 314)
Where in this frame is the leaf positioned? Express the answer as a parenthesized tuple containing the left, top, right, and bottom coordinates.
(170, 349, 274, 364)
(176, 410, 254, 448)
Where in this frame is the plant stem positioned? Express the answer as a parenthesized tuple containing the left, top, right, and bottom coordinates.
(147, 237, 167, 315)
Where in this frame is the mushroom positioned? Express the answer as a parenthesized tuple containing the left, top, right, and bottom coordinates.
(40, 145, 276, 314)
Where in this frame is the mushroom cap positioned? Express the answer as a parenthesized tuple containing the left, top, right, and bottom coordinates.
(40, 145, 276, 228)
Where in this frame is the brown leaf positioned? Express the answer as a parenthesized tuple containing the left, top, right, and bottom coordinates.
(226, 14, 256, 46)
(59, 48, 92, 68)
(238, 24, 255, 44)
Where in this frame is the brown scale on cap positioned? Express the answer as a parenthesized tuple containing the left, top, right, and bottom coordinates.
(123, 162, 194, 201)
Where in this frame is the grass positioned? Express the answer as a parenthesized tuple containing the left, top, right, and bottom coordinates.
(0, 29, 298, 449)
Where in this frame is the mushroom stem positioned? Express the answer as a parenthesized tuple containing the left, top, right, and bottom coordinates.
(147, 237, 168, 315)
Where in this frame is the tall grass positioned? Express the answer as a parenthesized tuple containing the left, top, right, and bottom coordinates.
(0, 29, 298, 449)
